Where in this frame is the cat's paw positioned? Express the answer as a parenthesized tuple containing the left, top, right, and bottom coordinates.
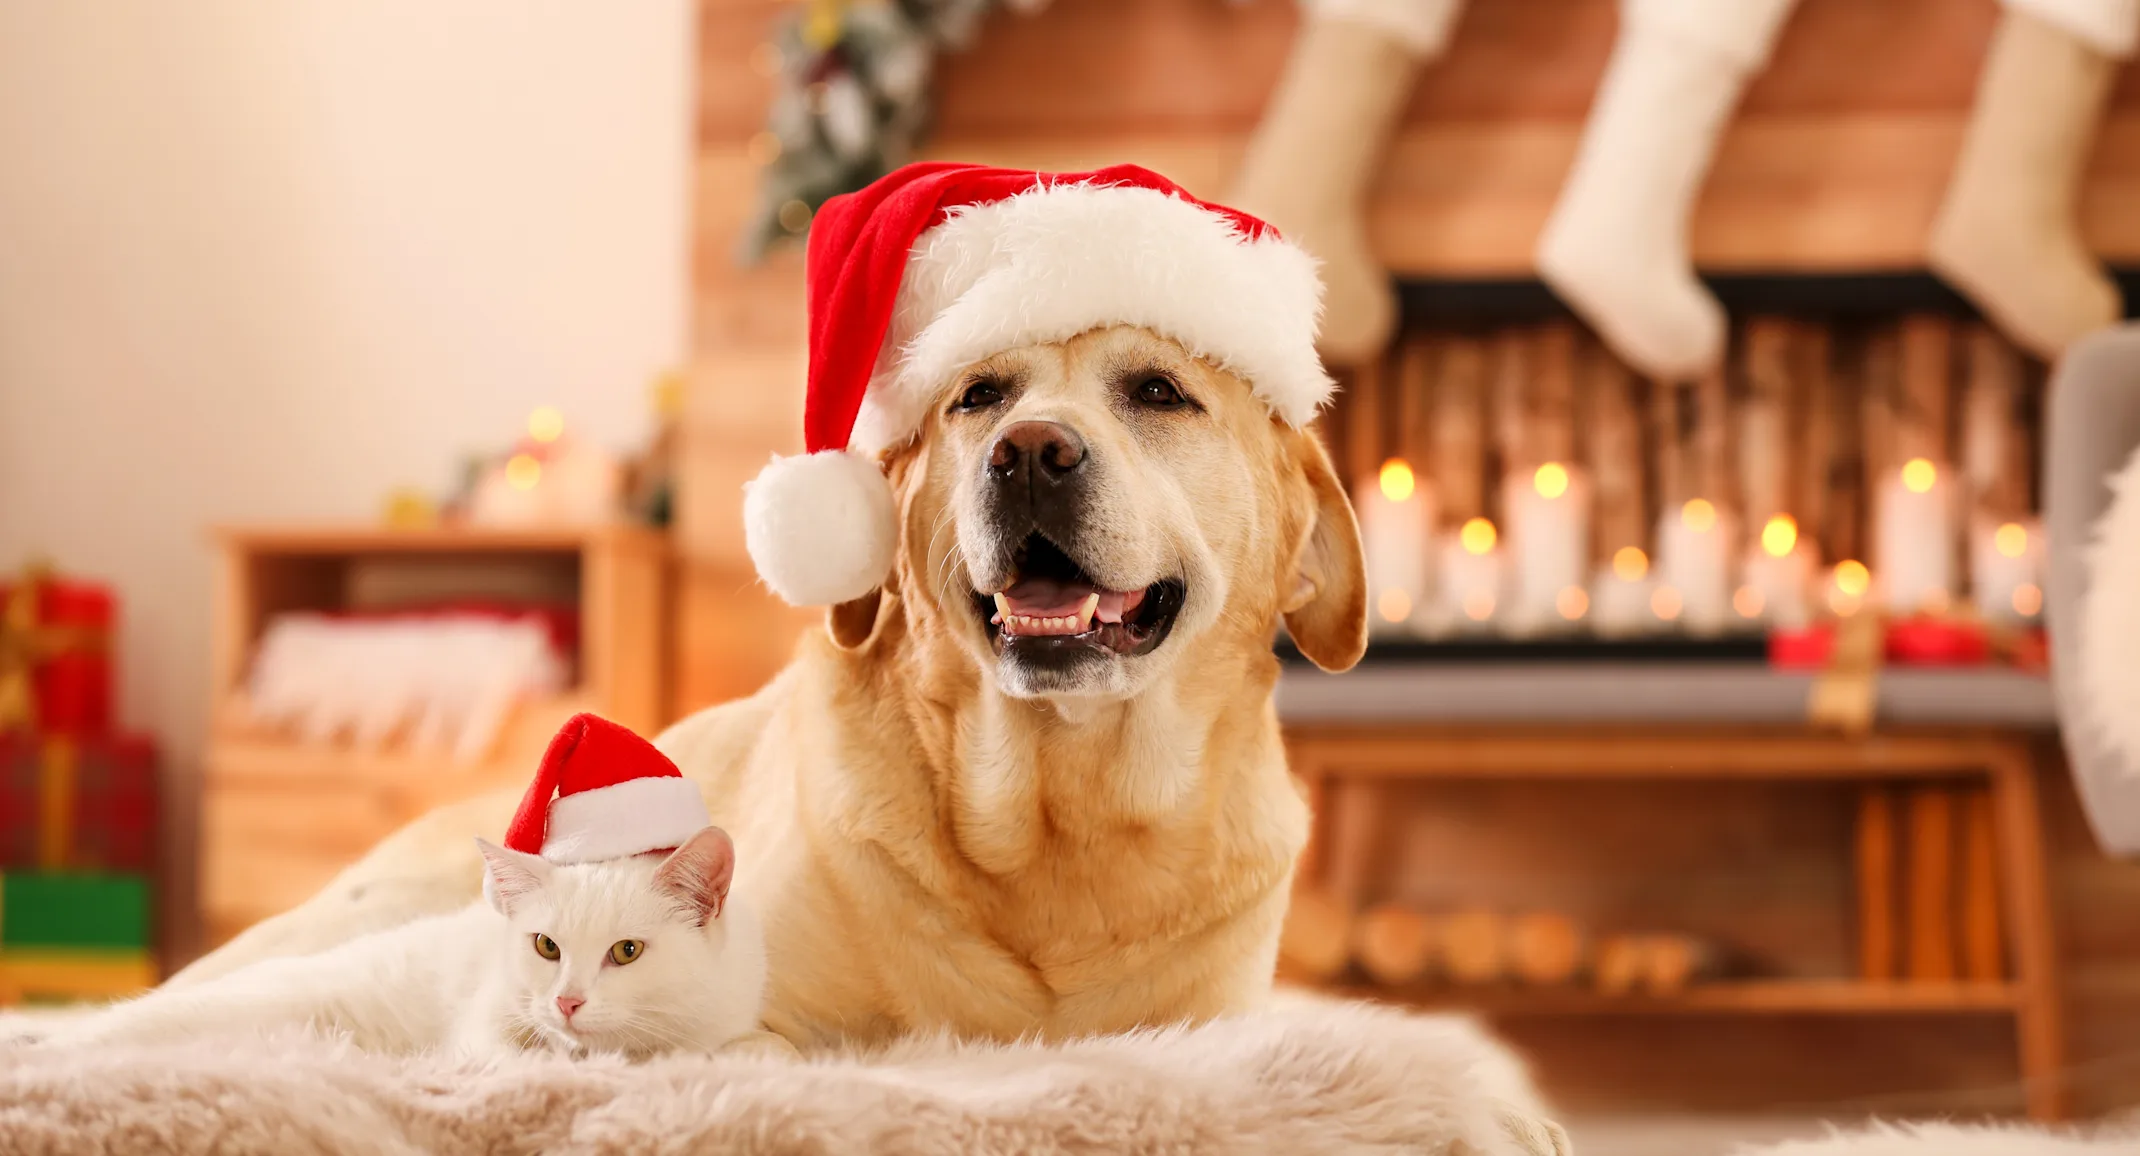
(720, 1029, 802, 1061)
(1453, 1100, 1573, 1156)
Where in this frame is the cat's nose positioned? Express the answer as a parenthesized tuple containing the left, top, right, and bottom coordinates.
(556, 995, 585, 1019)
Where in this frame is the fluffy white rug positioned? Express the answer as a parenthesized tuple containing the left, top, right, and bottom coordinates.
(0, 1002, 1568, 1156)
(1732, 1119, 2140, 1155)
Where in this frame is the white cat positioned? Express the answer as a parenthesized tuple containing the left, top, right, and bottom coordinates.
(45, 826, 766, 1059)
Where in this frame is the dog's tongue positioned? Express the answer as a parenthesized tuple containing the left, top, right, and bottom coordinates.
(1003, 578, 1145, 623)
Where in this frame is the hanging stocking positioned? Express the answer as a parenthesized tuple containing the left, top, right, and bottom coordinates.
(1231, 0, 1466, 368)
(1930, 1, 2134, 361)
(1535, 0, 1800, 380)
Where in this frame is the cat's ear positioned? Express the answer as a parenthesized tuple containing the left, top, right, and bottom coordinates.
(475, 837, 551, 917)
(655, 826, 735, 926)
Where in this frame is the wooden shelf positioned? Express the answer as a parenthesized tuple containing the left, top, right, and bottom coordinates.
(1336, 979, 2022, 1017)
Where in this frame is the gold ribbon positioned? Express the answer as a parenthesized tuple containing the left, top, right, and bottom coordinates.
(0, 561, 111, 734)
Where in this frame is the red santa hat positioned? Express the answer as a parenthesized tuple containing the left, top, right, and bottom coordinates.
(742, 161, 1333, 607)
(502, 713, 709, 865)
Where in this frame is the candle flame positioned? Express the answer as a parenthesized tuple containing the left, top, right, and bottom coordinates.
(505, 453, 542, 491)
(1378, 459, 1416, 503)
(528, 406, 565, 444)
(1460, 517, 1497, 555)
(1681, 499, 1717, 533)
(1834, 560, 1870, 597)
(1612, 546, 1648, 581)
(1651, 586, 1683, 621)
(1995, 522, 2028, 559)
(1761, 514, 1798, 558)
(1377, 588, 1412, 624)
(1557, 585, 1588, 620)
(2014, 583, 2043, 617)
(1733, 586, 1764, 618)
(1534, 462, 1570, 500)
(1902, 458, 1937, 494)
(1462, 591, 1495, 621)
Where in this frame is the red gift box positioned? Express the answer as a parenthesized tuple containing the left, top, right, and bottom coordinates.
(0, 731, 157, 874)
(0, 566, 114, 738)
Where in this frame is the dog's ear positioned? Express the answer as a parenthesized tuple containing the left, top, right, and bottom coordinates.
(827, 587, 895, 650)
(1280, 426, 1367, 672)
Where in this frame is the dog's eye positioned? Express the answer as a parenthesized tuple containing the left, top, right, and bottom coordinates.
(952, 381, 1003, 412)
(1135, 376, 1188, 408)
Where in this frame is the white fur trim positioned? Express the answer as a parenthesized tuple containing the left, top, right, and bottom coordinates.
(743, 449, 899, 606)
(2007, 0, 2139, 57)
(1304, 0, 1464, 55)
(1627, 0, 1800, 72)
(850, 181, 1332, 454)
(2078, 443, 2140, 785)
(542, 775, 711, 865)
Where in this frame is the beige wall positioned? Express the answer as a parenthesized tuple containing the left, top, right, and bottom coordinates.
(0, 0, 693, 961)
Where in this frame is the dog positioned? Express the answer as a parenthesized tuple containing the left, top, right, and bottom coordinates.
(171, 323, 1368, 1048)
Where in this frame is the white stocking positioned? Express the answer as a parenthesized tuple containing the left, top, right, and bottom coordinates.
(1535, 0, 1800, 380)
(1231, 0, 1466, 368)
(1929, 0, 2135, 360)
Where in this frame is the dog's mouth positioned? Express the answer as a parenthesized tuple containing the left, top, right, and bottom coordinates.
(972, 534, 1183, 659)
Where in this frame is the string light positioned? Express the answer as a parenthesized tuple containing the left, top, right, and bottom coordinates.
(1834, 560, 1871, 597)
(1734, 586, 1764, 619)
(1612, 546, 1648, 581)
(527, 406, 564, 444)
(2014, 583, 2043, 617)
(1378, 459, 1416, 503)
(1534, 462, 1570, 500)
(1462, 592, 1495, 621)
(1460, 517, 1497, 556)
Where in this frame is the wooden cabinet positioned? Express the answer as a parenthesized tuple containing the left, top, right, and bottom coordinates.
(199, 526, 666, 949)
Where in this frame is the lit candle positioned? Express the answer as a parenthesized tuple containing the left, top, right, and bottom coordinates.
(1590, 545, 1655, 638)
(1875, 458, 1957, 615)
(1657, 498, 1734, 634)
(1970, 516, 2045, 624)
(1505, 462, 1591, 635)
(1356, 459, 1434, 636)
(1740, 514, 1816, 630)
(1826, 559, 1872, 619)
(1434, 517, 1503, 633)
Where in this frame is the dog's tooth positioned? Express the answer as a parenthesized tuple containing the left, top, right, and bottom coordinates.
(994, 593, 1011, 618)
(1077, 593, 1099, 630)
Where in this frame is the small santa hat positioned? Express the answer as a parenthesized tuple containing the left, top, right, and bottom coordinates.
(502, 713, 710, 865)
(742, 162, 1333, 607)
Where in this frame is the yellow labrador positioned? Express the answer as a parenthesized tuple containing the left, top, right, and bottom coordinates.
(174, 324, 1367, 1048)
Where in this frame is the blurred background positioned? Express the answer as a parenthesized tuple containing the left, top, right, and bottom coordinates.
(4, 0, 2140, 1145)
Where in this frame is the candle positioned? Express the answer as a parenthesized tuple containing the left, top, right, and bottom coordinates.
(1590, 545, 1655, 638)
(1875, 458, 1957, 615)
(1432, 517, 1503, 634)
(1356, 459, 1434, 636)
(1505, 462, 1591, 635)
(1970, 516, 2045, 624)
(1739, 514, 1816, 630)
(1657, 498, 1734, 634)
(1826, 559, 1872, 619)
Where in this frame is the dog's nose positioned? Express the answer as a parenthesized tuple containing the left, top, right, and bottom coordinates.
(989, 421, 1086, 480)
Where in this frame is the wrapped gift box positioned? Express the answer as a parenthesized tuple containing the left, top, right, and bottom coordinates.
(0, 871, 150, 950)
(0, 732, 157, 873)
(0, 567, 115, 738)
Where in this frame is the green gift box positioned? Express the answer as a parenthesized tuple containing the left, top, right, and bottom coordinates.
(0, 870, 150, 950)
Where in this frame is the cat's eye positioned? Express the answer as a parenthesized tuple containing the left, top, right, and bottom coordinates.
(608, 939, 644, 966)
(532, 933, 560, 961)
(1134, 375, 1188, 409)
(950, 380, 1003, 412)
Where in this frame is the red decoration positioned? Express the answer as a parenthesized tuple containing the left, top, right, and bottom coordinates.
(1769, 625, 1834, 670)
(0, 568, 115, 738)
(1884, 618, 1989, 666)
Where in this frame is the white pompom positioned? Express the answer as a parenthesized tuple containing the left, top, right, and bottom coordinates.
(743, 450, 898, 607)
